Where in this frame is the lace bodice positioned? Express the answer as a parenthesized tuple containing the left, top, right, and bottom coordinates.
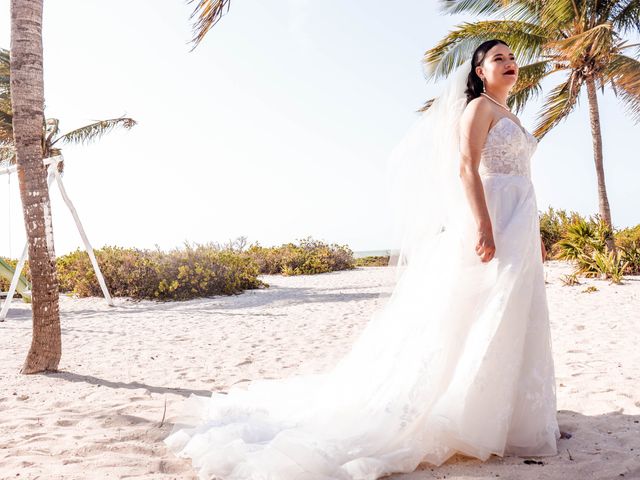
(479, 116, 538, 177)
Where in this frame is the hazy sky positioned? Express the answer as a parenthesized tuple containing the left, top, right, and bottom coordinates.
(1, 0, 638, 256)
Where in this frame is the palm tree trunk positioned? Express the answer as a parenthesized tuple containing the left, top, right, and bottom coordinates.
(10, 0, 61, 373)
(585, 75, 615, 251)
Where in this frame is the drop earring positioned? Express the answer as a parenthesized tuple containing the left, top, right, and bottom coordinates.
(481, 77, 486, 92)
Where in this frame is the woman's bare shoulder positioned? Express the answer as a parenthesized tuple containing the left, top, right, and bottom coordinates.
(464, 95, 492, 115)
(461, 96, 493, 127)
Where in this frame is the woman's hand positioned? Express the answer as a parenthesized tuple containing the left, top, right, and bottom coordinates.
(541, 235, 547, 262)
(476, 224, 496, 262)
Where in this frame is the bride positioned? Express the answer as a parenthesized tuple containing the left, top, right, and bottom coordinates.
(163, 39, 562, 479)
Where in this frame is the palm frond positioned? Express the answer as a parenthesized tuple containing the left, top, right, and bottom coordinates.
(609, 0, 640, 34)
(619, 40, 640, 58)
(0, 76, 9, 95)
(0, 104, 12, 143)
(440, 0, 556, 31)
(51, 117, 137, 146)
(439, 0, 505, 16)
(508, 83, 545, 115)
(602, 53, 640, 121)
(0, 142, 15, 164)
(547, 22, 615, 67)
(0, 48, 8, 75)
(45, 118, 60, 143)
(0, 48, 9, 96)
(540, 0, 584, 30)
(416, 97, 436, 113)
(500, 1, 545, 24)
(423, 20, 548, 81)
(507, 59, 558, 113)
(187, 0, 231, 50)
(423, 32, 481, 81)
(533, 71, 583, 139)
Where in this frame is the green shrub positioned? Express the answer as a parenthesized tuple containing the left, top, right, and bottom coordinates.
(587, 249, 628, 284)
(354, 255, 390, 267)
(1, 257, 17, 292)
(0, 256, 30, 292)
(615, 225, 640, 250)
(56, 243, 267, 301)
(553, 215, 632, 282)
(153, 245, 266, 300)
(553, 216, 611, 261)
(54, 236, 355, 300)
(619, 241, 640, 275)
(539, 206, 584, 255)
(246, 236, 355, 276)
(57, 247, 157, 298)
(540, 208, 640, 276)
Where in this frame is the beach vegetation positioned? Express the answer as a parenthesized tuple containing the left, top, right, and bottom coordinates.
(56, 243, 267, 301)
(552, 214, 635, 283)
(50, 237, 355, 300)
(0, 256, 29, 293)
(619, 241, 640, 275)
(354, 256, 391, 267)
(539, 206, 584, 254)
(560, 273, 581, 286)
(615, 224, 640, 249)
(246, 236, 355, 276)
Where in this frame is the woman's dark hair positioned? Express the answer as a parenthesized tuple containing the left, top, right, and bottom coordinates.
(465, 39, 509, 105)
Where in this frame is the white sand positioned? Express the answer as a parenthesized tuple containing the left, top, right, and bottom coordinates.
(0, 260, 639, 479)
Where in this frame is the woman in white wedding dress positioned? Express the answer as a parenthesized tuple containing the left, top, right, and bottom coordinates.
(163, 39, 561, 480)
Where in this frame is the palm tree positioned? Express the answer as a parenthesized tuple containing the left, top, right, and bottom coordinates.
(10, 0, 60, 374)
(5, 21, 135, 374)
(423, 0, 640, 244)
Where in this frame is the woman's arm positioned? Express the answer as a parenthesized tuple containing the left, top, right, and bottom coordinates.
(458, 98, 495, 263)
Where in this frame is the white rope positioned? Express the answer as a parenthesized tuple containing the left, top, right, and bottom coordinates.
(48, 162, 114, 306)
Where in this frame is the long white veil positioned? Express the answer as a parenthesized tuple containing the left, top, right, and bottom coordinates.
(385, 59, 471, 282)
(164, 58, 515, 480)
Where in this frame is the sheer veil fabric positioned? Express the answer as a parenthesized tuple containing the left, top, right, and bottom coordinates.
(163, 59, 561, 480)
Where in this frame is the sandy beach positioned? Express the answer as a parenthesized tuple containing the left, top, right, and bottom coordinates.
(1, 259, 639, 480)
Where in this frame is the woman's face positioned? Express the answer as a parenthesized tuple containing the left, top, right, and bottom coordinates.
(476, 43, 518, 91)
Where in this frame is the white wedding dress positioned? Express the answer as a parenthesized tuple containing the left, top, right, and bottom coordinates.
(163, 114, 561, 480)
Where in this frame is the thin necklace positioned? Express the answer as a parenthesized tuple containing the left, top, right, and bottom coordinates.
(482, 92, 527, 134)
(481, 92, 511, 113)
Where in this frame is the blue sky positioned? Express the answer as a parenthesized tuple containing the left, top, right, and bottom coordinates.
(0, 0, 638, 256)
